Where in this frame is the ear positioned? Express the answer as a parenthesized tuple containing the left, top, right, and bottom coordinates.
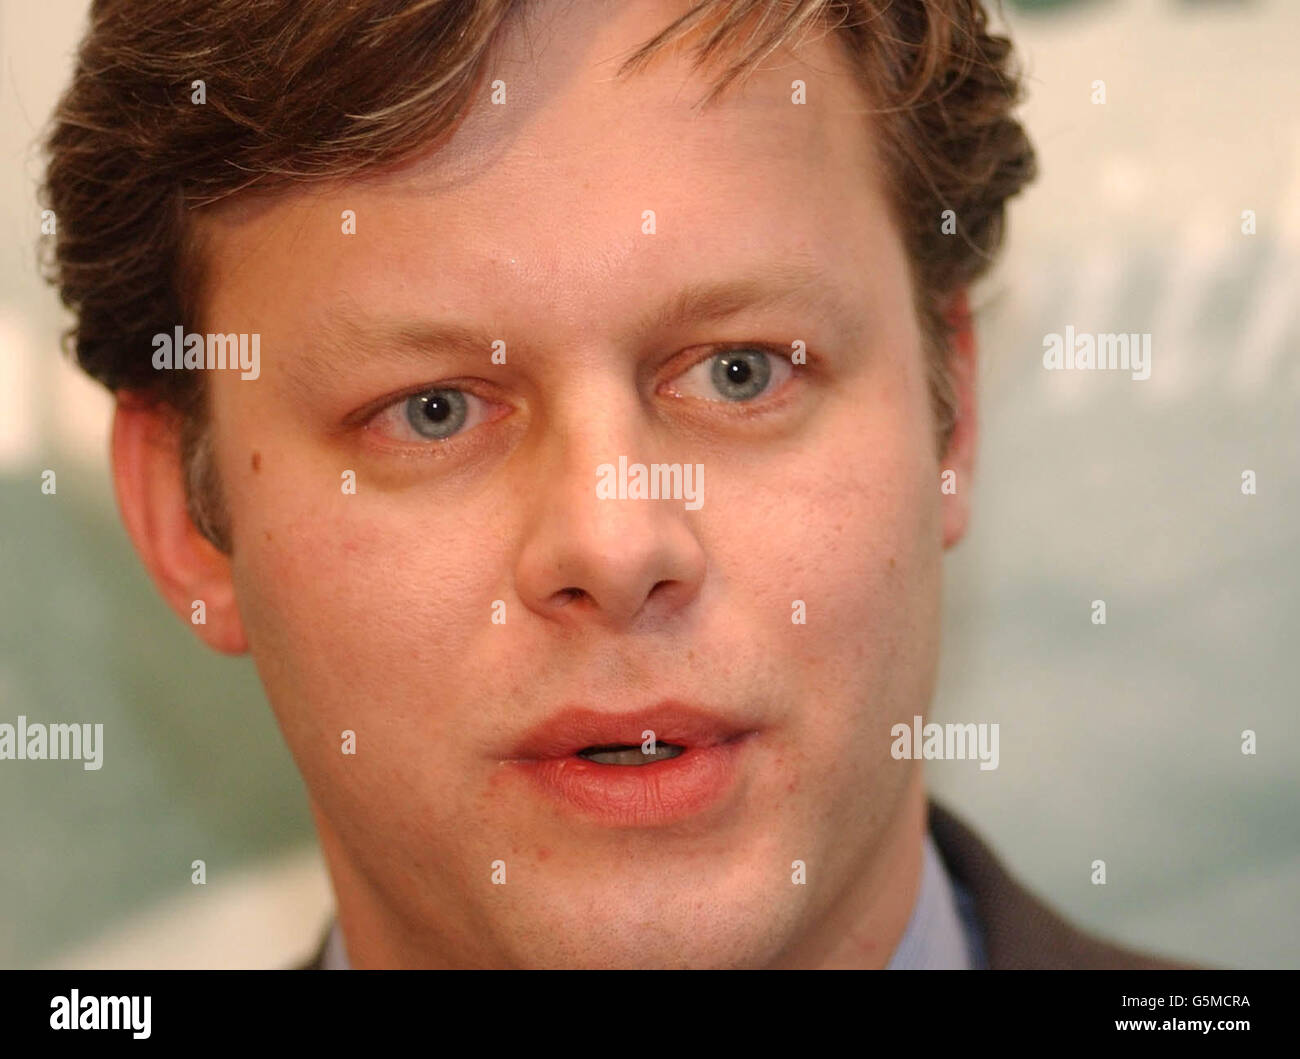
(110, 393, 248, 653)
(938, 289, 978, 550)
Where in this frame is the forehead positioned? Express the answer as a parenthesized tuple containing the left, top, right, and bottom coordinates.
(197, 0, 898, 337)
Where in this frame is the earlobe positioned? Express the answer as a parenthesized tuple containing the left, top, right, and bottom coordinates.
(111, 394, 249, 654)
(938, 290, 978, 550)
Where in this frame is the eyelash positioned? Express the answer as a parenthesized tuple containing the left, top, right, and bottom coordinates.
(362, 344, 805, 447)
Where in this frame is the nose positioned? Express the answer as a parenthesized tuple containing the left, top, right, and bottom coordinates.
(513, 409, 707, 631)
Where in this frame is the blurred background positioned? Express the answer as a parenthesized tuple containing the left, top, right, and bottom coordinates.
(1, 0, 1297, 968)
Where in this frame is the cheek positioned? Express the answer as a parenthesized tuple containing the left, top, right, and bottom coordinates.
(781, 450, 936, 677)
(735, 381, 940, 638)
(707, 350, 944, 755)
(223, 454, 511, 772)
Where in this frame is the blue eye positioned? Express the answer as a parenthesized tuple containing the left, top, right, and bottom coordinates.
(668, 348, 792, 402)
(369, 386, 488, 443)
(710, 350, 772, 401)
(405, 389, 468, 439)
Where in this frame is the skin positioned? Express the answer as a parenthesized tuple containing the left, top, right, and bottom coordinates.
(111, 0, 977, 968)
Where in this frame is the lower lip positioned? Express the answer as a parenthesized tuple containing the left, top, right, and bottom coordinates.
(512, 736, 752, 827)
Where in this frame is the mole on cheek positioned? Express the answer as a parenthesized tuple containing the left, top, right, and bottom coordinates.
(251, 451, 262, 472)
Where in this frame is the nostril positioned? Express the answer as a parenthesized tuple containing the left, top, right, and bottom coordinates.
(558, 587, 587, 604)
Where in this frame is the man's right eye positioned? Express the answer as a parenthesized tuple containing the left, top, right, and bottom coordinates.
(367, 387, 489, 443)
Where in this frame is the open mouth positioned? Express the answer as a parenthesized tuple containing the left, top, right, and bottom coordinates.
(575, 742, 687, 766)
(505, 706, 756, 825)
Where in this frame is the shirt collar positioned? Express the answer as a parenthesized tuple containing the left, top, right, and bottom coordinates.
(886, 830, 984, 969)
(319, 918, 350, 970)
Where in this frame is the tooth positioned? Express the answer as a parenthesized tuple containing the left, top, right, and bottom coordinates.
(581, 744, 685, 765)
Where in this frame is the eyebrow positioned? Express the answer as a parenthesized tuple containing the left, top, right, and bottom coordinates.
(294, 257, 854, 381)
(631, 259, 854, 337)
(288, 303, 493, 394)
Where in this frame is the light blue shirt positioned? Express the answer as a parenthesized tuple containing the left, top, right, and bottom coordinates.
(319, 830, 986, 969)
(887, 831, 987, 969)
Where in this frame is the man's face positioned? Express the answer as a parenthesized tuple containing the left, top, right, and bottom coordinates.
(177, 0, 970, 967)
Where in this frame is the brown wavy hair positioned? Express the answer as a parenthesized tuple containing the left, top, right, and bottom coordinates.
(40, 0, 1036, 550)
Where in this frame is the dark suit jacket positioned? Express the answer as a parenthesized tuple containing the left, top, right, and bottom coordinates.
(297, 799, 1193, 969)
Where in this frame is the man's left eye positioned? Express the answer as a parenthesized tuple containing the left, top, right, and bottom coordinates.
(369, 387, 489, 442)
(665, 348, 793, 402)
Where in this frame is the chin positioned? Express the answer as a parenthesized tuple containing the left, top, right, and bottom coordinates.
(488, 869, 803, 970)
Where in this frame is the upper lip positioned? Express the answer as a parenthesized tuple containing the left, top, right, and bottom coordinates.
(507, 703, 755, 761)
